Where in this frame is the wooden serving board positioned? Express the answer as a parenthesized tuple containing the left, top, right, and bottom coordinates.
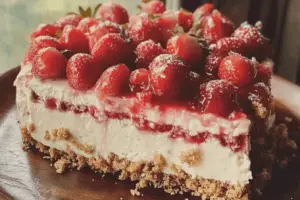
(1, 67, 300, 200)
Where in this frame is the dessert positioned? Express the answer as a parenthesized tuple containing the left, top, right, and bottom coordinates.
(14, 1, 297, 200)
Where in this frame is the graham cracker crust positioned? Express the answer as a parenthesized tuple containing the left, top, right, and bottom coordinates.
(21, 127, 249, 200)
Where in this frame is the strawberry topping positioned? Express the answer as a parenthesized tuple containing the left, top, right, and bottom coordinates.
(97, 2, 129, 24)
(198, 10, 234, 44)
(166, 34, 203, 69)
(149, 54, 189, 98)
(199, 79, 238, 117)
(87, 21, 122, 51)
(135, 40, 165, 68)
(67, 53, 103, 91)
(141, 0, 166, 14)
(30, 24, 61, 40)
(56, 14, 82, 29)
(77, 17, 99, 33)
(91, 33, 132, 68)
(129, 68, 150, 92)
(59, 26, 89, 54)
(24, 36, 61, 64)
(32, 47, 67, 79)
(218, 53, 257, 87)
(128, 13, 162, 45)
(95, 64, 130, 99)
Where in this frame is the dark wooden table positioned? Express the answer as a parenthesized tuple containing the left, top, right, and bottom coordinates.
(1, 67, 300, 200)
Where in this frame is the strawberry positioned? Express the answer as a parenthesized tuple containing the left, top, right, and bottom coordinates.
(149, 54, 189, 98)
(24, 36, 61, 64)
(77, 17, 99, 33)
(218, 53, 257, 87)
(95, 64, 130, 99)
(232, 22, 269, 58)
(177, 9, 193, 32)
(166, 34, 203, 69)
(56, 14, 82, 29)
(129, 68, 150, 92)
(30, 24, 61, 40)
(136, 90, 153, 103)
(248, 82, 271, 118)
(210, 37, 246, 54)
(204, 53, 226, 77)
(141, 0, 166, 14)
(32, 47, 67, 79)
(59, 26, 89, 53)
(97, 2, 129, 24)
(157, 10, 184, 45)
(67, 53, 103, 90)
(199, 79, 238, 117)
(91, 33, 132, 68)
(135, 39, 165, 68)
(193, 3, 214, 23)
(87, 21, 122, 51)
(198, 10, 234, 44)
(256, 60, 273, 85)
(128, 13, 162, 45)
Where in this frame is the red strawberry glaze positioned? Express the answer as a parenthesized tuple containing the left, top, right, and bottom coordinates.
(97, 2, 129, 24)
(87, 21, 122, 51)
(135, 40, 165, 68)
(59, 26, 89, 54)
(166, 34, 203, 69)
(199, 80, 238, 117)
(129, 68, 150, 92)
(91, 33, 132, 68)
(66, 53, 104, 91)
(149, 54, 189, 98)
(31, 92, 248, 152)
(32, 47, 67, 80)
(24, 36, 61, 64)
(198, 10, 234, 44)
(210, 37, 246, 54)
(95, 64, 130, 99)
(218, 53, 257, 87)
(136, 90, 153, 103)
(128, 13, 162, 45)
(30, 24, 61, 40)
(56, 14, 82, 29)
(77, 17, 99, 33)
(141, 0, 166, 14)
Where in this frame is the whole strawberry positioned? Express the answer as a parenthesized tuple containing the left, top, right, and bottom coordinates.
(166, 34, 203, 69)
(59, 26, 89, 54)
(32, 47, 67, 79)
(67, 53, 104, 91)
(149, 54, 189, 98)
(97, 2, 129, 24)
(95, 64, 130, 99)
(135, 40, 165, 69)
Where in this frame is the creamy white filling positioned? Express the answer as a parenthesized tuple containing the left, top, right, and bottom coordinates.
(14, 65, 254, 184)
(16, 86, 252, 184)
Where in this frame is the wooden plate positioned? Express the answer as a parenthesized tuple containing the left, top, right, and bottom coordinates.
(1, 67, 300, 200)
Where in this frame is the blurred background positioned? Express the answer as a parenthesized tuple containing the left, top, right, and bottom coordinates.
(0, 0, 299, 84)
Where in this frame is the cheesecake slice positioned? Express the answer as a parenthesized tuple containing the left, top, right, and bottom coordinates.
(14, 1, 297, 200)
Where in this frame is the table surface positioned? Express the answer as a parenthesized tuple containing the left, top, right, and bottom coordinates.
(1, 67, 300, 200)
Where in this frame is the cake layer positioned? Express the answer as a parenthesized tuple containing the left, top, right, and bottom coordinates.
(16, 85, 252, 184)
